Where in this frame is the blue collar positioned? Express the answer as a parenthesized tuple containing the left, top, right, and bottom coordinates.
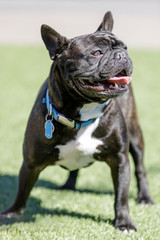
(43, 89, 98, 134)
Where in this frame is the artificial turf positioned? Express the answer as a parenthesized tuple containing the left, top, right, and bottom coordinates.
(0, 46, 160, 239)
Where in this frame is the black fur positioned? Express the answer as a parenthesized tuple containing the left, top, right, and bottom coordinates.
(1, 11, 153, 231)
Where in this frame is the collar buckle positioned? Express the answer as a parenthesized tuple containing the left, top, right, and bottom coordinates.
(57, 114, 75, 128)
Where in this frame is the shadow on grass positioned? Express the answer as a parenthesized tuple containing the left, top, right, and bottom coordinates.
(36, 179, 114, 195)
(25, 197, 113, 224)
(0, 199, 113, 227)
(0, 174, 133, 227)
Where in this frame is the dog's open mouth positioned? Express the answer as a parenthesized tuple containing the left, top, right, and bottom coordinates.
(78, 70, 132, 93)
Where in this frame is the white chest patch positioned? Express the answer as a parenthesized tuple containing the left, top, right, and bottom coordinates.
(55, 118, 103, 171)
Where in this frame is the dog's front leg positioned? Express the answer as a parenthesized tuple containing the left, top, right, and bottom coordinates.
(107, 153, 136, 231)
(1, 160, 43, 218)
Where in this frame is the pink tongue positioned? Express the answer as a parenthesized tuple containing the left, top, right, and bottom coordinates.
(107, 76, 132, 85)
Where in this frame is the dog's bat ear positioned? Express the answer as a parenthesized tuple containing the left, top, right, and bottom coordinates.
(41, 25, 68, 60)
(97, 11, 114, 32)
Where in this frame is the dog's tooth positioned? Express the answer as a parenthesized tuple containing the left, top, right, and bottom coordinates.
(115, 83, 118, 88)
(89, 80, 94, 84)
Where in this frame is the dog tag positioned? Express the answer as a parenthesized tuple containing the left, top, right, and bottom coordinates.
(45, 120, 54, 139)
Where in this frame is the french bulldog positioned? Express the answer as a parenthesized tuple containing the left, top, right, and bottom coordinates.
(1, 11, 153, 231)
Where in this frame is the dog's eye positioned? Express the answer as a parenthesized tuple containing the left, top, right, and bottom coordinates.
(93, 50, 102, 56)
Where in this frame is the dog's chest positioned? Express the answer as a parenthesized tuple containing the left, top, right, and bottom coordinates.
(55, 118, 102, 171)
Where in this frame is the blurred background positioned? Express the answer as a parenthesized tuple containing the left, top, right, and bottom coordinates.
(0, 0, 160, 48)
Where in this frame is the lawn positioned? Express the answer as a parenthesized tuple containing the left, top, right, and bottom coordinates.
(0, 46, 160, 240)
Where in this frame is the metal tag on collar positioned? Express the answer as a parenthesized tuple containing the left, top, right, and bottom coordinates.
(45, 115, 54, 139)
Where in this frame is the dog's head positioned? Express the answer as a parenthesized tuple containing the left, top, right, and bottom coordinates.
(41, 11, 133, 102)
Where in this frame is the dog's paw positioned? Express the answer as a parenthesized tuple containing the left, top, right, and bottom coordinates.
(137, 195, 154, 205)
(58, 183, 76, 191)
(0, 207, 24, 220)
(1, 212, 21, 219)
(115, 217, 137, 232)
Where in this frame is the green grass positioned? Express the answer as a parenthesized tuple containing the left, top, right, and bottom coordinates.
(0, 45, 160, 239)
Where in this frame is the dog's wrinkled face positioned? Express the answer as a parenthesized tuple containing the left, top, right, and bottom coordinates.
(41, 12, 133, 101)
(60, 32, 132, 100)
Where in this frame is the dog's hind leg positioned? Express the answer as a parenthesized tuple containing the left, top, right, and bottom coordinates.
(129, 121, 153, 204)
(60, 170, 79, 190)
